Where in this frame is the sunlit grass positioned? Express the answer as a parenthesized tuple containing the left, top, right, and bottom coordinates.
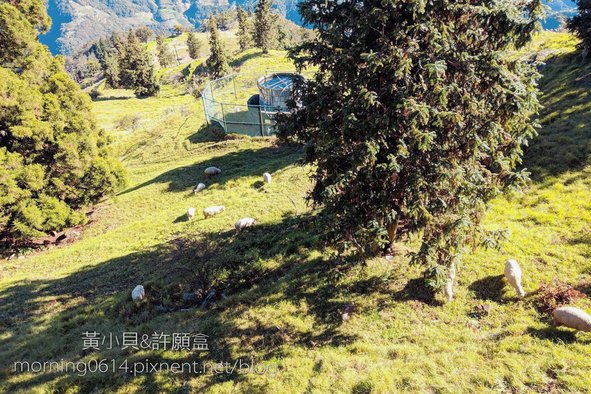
(1, 32, 591, 393)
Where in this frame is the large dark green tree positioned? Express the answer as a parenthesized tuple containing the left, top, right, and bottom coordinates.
(254, 0, 277, 54)
(206, 16, 228, 78)
(278, 0, 543, 294)
(186, 31, 202, 60)
(0, 0, 125, 240)
(156, 35, 175, 67)
(568, 0, 591, 53)
(237, 7, 253, 51)
(119, 31, 159, 97)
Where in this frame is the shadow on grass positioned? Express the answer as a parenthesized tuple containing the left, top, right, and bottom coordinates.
(118, 144, 303, 196)
(526, 327, 578, 344)
(523, 51, 591, 181)
(468, 275, 506, 302)
(0, 214, 361, 392)
(392, 278, 440, 306)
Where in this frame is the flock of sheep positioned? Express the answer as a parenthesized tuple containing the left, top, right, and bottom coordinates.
(448, 258, 591, 333)
(186, 166, 269, 230)
(132, 166, 591, 334)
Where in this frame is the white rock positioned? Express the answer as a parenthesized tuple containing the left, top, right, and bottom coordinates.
(187, 207, 196, 220)
(131, 285, 145, 301)
(203, 205, 225, 218)
(553, 306, 591, 332)
(204, 166, 222, 176)
(263, 172, 272, 184)
(235, 217, 256, 230)
(194, 183, 206, 193)
(504, 259, 526, 298)
(443, 262, 456, 302)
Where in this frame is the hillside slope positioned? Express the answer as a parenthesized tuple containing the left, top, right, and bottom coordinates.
(1, 33, 591, 392)
(40, 0, 299, 54)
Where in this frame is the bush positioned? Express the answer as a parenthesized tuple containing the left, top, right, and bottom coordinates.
(0, 1, 125, 241)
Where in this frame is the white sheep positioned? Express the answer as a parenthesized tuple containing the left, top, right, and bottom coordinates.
(203, 205, 225, 218)
(187, 207, 196, 220)
(504, 259, 526, 298)
(235, 217, 256, 230)
(552, 306, 591, 332)
(131, 285, 145, 301)
(263, 172, 272, 184)
(194, 183, 206, 194)
(443, 262, 456, 302)
(204, 166, 222, 177)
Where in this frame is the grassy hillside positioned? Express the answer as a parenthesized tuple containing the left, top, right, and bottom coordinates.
(1, 32, 591, 393)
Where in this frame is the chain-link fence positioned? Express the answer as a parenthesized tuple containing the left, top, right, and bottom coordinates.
(201, 70, 307, 137)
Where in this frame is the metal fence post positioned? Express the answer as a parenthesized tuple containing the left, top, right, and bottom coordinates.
(202, 96, 210, 125)
(221, 103, 226, 131)
(232, 76, 237, 100)
(258, 106, 264, 137)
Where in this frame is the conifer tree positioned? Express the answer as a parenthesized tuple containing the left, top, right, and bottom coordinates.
(278, 0, 543, 294)
(568, 0, 591, 53)
(237, 7, 253, 51)
(206, 16, 228, 78)
(119, 31, 159, 97)
(186, 31, 202, 60)
(135, 26, 154, 43)
(156, 35, 175, 68)
(254, 0, 277, 54)
(0, 0, 125, 240)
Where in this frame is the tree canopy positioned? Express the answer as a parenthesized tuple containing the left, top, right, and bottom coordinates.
(254, 0, 277, 54)
(278, 0, 543, 293)
(568, 0, 591, 52)
(206, 16, 229, 78)
(0, 0, 125, 240)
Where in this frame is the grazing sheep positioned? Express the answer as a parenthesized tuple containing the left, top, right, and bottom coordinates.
(131, 285, 145, 301)
(204, 166, 222, 177)
(504, 259, 526, 298)
(443, 262, 456, 302)
(235, 217, 256, 230)
(552, 306, 591, 332)
(194, 183, 206, 194)
(203, 205, 225, 218)
(263, 172, 272, 184)
(187, 207, 196, 220)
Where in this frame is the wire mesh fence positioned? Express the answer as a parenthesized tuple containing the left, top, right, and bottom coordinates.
(201, 70, 309, 137)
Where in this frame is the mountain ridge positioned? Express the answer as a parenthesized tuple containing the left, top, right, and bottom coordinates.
(40, 0, 576, 55)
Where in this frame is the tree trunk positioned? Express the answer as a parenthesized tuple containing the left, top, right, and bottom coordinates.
(387, 219, 399, 251)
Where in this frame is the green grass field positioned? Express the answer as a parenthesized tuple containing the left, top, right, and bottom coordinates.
(1, 32, 590, 393)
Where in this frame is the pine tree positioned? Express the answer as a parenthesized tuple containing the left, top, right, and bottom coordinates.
(568, 0, 591, 53)
(156, 35, 175, 68)
(103, 53, 120, 88)
(206, 16, 228, 78)
(278, 0, 543, 295)
(135, 26, 154, 43)
(0, 0, 125, 240)
(254, 0, 277, 54)
(119, 31, 159, 97)
(237, 7, 253, 51)
(186, 31, 202, 60)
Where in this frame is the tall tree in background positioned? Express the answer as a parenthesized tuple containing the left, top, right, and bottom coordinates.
(135, 26, 154, 43)
(119, 31, 159, 97)
(568, 0, 591, 54)
(156, 35, 175, 67)
(186, 31, 202, 60)
(0, 0, 125, 240)
(254, 0, 277, 54)
(237, 7, 253, 51)
(206, 16, 228, 78)
(278, 0, 543, 296)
